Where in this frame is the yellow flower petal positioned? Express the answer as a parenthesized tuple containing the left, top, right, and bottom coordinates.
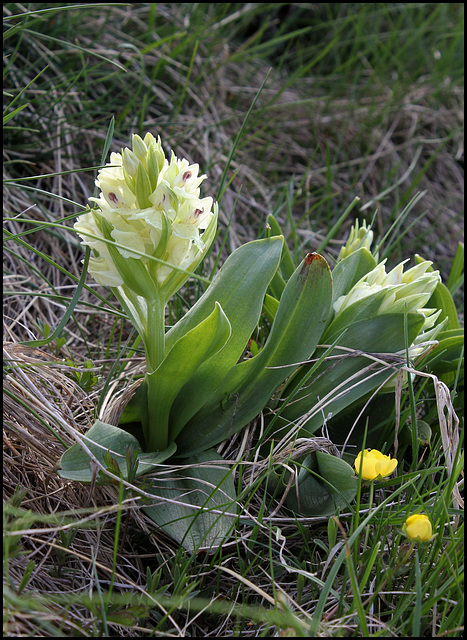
(354, 449, 398, 481)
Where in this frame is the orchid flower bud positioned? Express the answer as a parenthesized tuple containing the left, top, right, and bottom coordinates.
(403, 514, 433, 542)
(333, 259, 440, 320)
(337, 220, 374, 261)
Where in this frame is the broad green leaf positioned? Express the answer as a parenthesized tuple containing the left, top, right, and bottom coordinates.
(166, 237, 284, 433)
(57, 420, 176, 484)
(446, 242, 464, 295)
(419, 331, 464, 376)
(331, 247, 377, 305)
(262, 293, 280, 323)
(268, 266, 287, 299)
(268, 451, 358, 516)
(142, 449, 236, 553)
(146, 301, 231, 443)
(267, 213, 296, 281)
(165, 236, 283, 353)
(279, 312, 425, 435)
(119, 380, 147, 424)
(176, 253, 332, 457)
(322, 289, 388, 341)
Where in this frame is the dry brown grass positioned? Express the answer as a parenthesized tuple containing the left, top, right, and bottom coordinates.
(3, 3, 463, 636)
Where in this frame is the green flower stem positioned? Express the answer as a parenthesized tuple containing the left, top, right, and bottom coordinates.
(144, 296, 169, 452)
(362, 481, 375, 553)
(145, 297, 166, 373)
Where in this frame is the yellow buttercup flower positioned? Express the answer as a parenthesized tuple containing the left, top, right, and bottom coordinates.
(404, 514, 433, 542)
(354, 449, 398, 481)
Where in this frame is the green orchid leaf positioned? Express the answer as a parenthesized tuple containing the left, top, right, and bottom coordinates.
(176, 253, 332, 457)
(146, 301, 231, 443)
(267, 213, 296, 281)
(268, 451, 358, 517)
(331, 247, 377, 306)
(57, 420, 176, 484)
(166, 237, 284, 434)
(268, 266, 287, 300)
(278, 312, 425, 435)
(419, 330, 464, 377)
(141, 449, 236, 553)
(262, 293, 280, 323)
(119, 380, 147, 424)
(322, 289, 388, 341)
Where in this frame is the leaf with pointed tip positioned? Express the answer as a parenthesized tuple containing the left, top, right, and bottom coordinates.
(267, 213, 296, 281)
(279, 312, 425, 435)
(331, 247, 377, 306)
(146, 301, 231, 443)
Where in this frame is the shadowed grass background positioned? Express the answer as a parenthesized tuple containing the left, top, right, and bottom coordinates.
(3, 3, 464, 637)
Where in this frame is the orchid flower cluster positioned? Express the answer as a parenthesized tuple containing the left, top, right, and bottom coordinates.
(59, 131, 456, 551)
(75, 132, 217, 301)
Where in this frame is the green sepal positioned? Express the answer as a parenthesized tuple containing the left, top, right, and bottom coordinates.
(141, 449, 236, 553)
(57, 420, 177, 484)
(268, 451, 358, 517)
(135, 162, 153, 209)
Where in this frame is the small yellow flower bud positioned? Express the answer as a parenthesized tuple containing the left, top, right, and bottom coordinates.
(404, 514, 433, 542)
(354, 449, 398, 481)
